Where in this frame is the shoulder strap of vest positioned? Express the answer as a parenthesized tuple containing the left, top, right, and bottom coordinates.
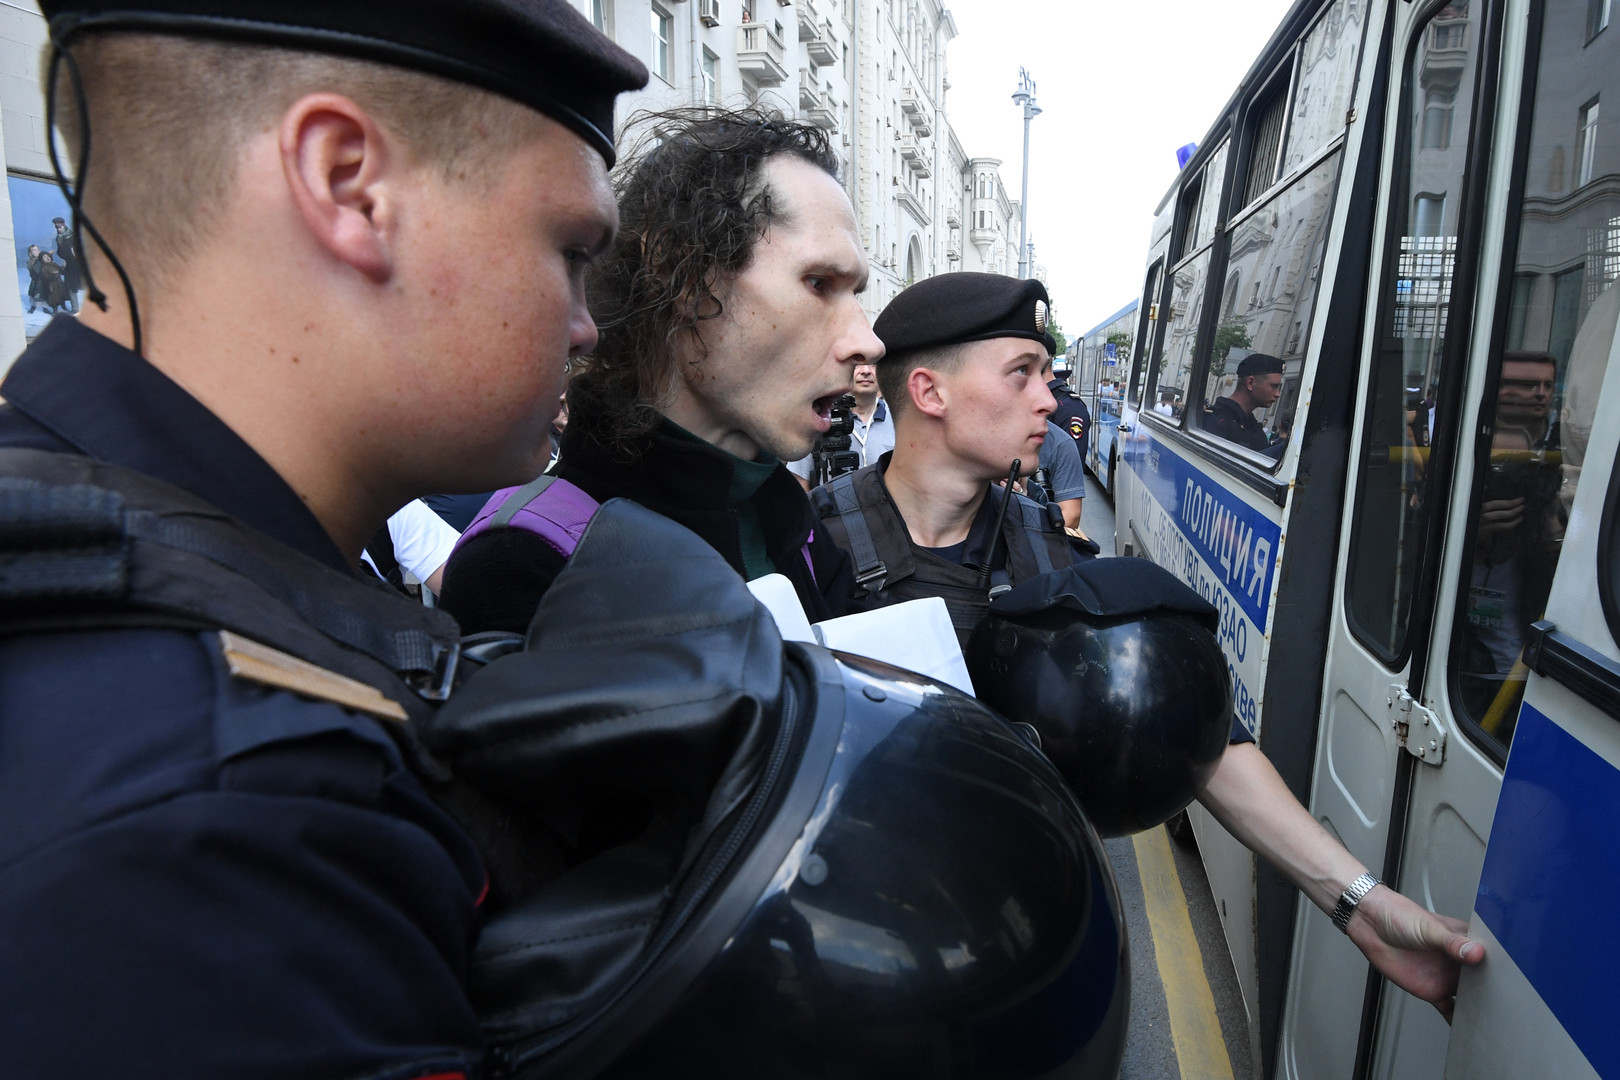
(454, 473, 601, 561)
(821, 470, 888, 593)
(0, 448, 461, 720)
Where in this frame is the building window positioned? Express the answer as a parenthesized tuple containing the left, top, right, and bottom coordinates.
(1413, 193, 1447, 237)
(702, 48, 719, 103)
(592, 0, 610, 33)
(1588, 0, 1610, 41)
(1421, 93, 1454, 150)
(1433, 21, 1466, 49)
(1577, 98, 1601, 187)
(651, 6, 672, 82)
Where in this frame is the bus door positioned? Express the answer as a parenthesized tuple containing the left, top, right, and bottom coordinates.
(1290, 1, 1620, 1076)
(1281, 1, 1505, 1077)
(1438, 0, 1620, 1073)
(1444, 317, 1620, 1080)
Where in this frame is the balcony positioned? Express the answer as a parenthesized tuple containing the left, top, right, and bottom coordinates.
(946, 241, 961, 262)
(805, 19, 838, 66)
(806, 91, 838, 132)
(945, 206, 960, 228)
(737, 23, 789, 86)
(799, 68, 820, 110)
(795, 0, 819, 38)
(900, 136, 930, 177)
(897, 184, 930, 227)
(901, 89, 932, 136)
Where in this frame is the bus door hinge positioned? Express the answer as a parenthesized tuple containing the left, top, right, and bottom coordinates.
(1387, 684, 1446, 765)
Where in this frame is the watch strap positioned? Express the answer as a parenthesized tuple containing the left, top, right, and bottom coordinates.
(1332, 872, 1380, 933)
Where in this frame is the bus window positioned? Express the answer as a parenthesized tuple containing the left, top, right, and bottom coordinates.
(1449, 0, 1618, 754)
(1240, 75, 1289, 210)
(1280, 0, 1367, 176)
(1198, 153, 1339, 462)
(1128, 262, 1162, 407)
(1154, 249, 1212, 422)
(1152, 143, 1227, 421)
(1345, 0, 1482, 663)
(1193, 142, 1228, 252)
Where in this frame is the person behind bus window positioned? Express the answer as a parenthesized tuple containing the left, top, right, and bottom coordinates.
(1205, 352, 1288, 458)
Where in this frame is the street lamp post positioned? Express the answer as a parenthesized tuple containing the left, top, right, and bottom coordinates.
(1011, 68, 1042, 280)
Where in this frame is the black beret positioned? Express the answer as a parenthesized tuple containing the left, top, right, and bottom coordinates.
(1235, 352, 1284, 378)
(874, 272, 1056, 361)
(42, 0, 649, 165)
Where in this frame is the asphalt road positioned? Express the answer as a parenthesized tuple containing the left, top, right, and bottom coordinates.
(1081, 472, 1257, 1080)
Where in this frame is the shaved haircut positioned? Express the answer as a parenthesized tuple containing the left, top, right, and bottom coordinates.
(49, 32, 548, 294)
(877, 342, 970, 418)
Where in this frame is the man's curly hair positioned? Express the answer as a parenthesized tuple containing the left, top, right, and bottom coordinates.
(570, 107, 840, 450)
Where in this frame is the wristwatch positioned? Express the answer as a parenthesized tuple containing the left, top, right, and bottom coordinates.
(1332, 872, 1380, 934)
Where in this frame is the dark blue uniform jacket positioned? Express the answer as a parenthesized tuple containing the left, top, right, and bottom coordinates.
(0, 319, 486, 1079)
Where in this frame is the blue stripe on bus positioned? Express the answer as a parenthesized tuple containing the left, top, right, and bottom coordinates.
(1476, 702, 1616, 1079)
(1121, 433, 1282, 631)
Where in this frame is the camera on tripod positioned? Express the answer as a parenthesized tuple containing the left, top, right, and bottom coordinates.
(812, 394, 861, 486)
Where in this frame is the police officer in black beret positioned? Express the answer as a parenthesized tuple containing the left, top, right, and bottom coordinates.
(812, 272, 1095, 643)
(814, 275, 1487, 1020)
(0, 3, 645, 1076)
(1205, 351, 1288, 456)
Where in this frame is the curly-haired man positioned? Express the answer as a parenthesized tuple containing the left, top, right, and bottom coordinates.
(441, 108, 882, 633)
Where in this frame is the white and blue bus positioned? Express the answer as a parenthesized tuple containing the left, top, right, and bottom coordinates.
(1112, 0, 1620, 1076)
(1069, 299, 1140, 495)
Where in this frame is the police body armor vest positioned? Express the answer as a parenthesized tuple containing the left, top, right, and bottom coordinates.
(0, 449, 1128, 1079)
(812, 464, 1077, 640)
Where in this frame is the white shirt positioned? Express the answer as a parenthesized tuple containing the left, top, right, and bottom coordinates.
(361, 498, 460, 585)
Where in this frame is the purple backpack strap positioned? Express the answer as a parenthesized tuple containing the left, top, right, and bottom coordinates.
(801, 529, 817, 587)
(453, 474, 601, 560)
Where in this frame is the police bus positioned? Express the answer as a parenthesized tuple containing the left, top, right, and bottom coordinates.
(1069, 299, 1140, 495)
(1111, 0, 1619, 1076)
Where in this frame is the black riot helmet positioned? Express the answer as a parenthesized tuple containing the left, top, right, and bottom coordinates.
(422, 499, 1127, 1079)
(964, 560, 1233, 838)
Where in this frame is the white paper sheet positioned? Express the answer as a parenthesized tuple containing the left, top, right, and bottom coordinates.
(746, 574, 818, 643)
(812, 597, 975, 695)
(747, 576, 975, 695)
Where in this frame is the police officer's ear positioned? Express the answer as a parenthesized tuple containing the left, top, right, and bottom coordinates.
(279, 93, 397, 283)
(907, 364, 951, 420)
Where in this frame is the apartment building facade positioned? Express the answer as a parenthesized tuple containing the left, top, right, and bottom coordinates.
(0, 0, 1047, 373)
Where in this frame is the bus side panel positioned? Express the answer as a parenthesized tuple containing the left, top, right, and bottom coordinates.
(1446, 918, 1599, 1080)
(1120, 428, 1285, 1028)
(1447, 691, 1614, 1080)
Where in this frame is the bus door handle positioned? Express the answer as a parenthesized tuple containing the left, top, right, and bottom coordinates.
(1118, 423, 1132, 433)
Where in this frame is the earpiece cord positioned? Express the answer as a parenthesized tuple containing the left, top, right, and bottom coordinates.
(46, 43, 142, 356)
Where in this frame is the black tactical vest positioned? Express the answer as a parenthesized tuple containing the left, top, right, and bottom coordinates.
(812, 464, 1080, 643)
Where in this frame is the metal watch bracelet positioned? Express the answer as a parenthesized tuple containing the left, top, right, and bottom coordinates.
(1331, 872, 1380, 934)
